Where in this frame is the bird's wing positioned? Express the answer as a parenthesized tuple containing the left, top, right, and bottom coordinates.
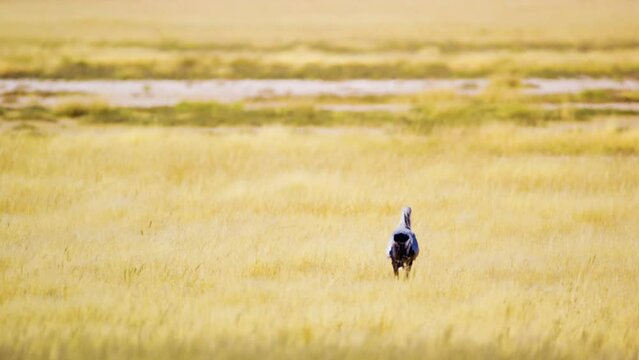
(385, 236, 394, 258)
(410, 232, 419, 256)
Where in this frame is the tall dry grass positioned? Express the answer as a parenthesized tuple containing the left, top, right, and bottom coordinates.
(1, 124, 638, 359)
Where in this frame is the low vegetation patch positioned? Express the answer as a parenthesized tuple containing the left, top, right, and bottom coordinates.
(4, 90, 637, 132)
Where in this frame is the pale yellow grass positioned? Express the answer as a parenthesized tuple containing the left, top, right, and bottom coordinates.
(1, 124, 638, 359)
(1, 0, 638, 42)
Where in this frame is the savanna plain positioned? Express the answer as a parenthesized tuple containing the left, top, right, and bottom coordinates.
(2, 0, 639, 359)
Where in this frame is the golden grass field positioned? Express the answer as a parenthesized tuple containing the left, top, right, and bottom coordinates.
(2, 0, 639, 358)
(1, 122, 638, 359)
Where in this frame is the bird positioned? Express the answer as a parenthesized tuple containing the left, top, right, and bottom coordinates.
(386, 206, 419, 278)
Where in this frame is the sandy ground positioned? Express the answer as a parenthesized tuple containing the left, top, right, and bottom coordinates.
(542, 103, 639, 112)
(2, 78, 639, 108)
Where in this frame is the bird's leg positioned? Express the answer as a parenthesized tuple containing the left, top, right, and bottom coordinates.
(392, 262, 399, 278)
(405, 260, 413, 279)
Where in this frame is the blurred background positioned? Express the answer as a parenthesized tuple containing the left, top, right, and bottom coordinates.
(2, 0, 639, 126)
(1, 0, 639, 80)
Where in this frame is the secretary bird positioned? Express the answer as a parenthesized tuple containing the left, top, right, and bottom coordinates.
(386, 207, 419, 278)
